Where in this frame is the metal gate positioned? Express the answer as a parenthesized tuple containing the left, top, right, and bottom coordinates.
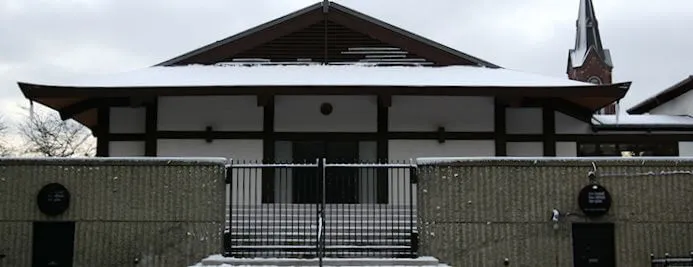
(223, 159, 418, 259)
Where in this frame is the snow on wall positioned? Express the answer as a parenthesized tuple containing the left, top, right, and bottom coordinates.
(555, 112, 592, 134)
(556, 142, 577, 157)
(651, 90, 693, 116)
(108, 141, 145, 156)
(506, 142, 543, 157)
(158, 96, 262, 131)
(389, 96, 494, 132)
(679, 142, 693, 156)
(109, 107, 145, 134)
(506, 108, 542, 134)
(274, 96, 377, 132)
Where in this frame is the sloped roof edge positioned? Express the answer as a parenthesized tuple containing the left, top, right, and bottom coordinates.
(154, 2, 323, 66)
(627, 75, 693, 114)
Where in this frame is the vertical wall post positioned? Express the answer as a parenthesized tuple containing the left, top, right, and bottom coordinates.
(494, 98, 507, 156)
(543, 104, 556, 156)
(261, 95, 276, 203)
(144, 98, 158, 156)
(96, 105, 110, 157)
(377, 95, 390, 204)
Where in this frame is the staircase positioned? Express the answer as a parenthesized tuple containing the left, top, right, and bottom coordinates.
(225, 204, 417, 258)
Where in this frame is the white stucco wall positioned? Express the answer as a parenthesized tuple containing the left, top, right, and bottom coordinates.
(506, 108, 542, 134)
(650, 90, 693, 116)
(157, 139, 262, 159)
(506, 142, 543, 157)
(158, 96, 263, 131)
(108, 141, 145, 156)
(555, 112, 592, 134)
(388, 140, 495, 161)
(389, 96, 494, 132)
(109, 107, 145, 134)
(678, 142, 693, 156)
(157, 139, 262, 206)
(274, 96, 377, 132)
(556, 142, 578, 157)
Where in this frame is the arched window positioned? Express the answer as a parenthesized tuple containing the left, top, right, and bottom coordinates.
(587, 76, 602, 85)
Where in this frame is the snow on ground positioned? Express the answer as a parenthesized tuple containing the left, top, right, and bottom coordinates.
(21, 64, 596, 88)
(189, 255, 450, 267)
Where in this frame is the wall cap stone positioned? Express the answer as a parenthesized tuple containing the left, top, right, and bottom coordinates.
(0, 157, 228, 167)
(416, 157, 693, 167)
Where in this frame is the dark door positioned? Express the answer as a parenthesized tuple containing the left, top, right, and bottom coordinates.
(572, 223, 615, 267)
(292, 141, 359, 204)
(324, 142, 359, 204)
(32, 221, 75, 267)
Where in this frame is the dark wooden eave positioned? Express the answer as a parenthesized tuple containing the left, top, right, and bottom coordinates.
(627, 75, 693, 114)
(153, 1, 500, 68)
(18, 81, 631, 129)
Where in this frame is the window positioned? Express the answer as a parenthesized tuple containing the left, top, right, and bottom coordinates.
(587, 76, 602, 85)
(578, 142, 678, 157)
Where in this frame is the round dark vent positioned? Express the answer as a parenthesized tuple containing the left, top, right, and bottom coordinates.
(320, 103, 333, 115)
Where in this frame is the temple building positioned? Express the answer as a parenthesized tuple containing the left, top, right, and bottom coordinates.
(16, 0, 693, 161)
(13, 0, 693, 262)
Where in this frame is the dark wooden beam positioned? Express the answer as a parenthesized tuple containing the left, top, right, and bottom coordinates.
(377, 95, 389, 204)
(378, 95, 392, 107)
(257, 94, 272, 107)
(262, 96, 276, 204)
(20, 83, 630, 98)
(494, 98, 507, 156)
(144, 99, 158, 156)
(106, 131, 693, 143)
(58, 98, 132, 121)
(263, 96, 276, 162)
(95, 106, 110, 157)
(59, 99, 99, 120)
(542, 105, 556, 156)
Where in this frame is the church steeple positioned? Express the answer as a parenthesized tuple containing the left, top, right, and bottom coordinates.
(567, 0, 616, 114)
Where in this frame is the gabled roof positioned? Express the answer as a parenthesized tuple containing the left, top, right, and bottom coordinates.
(15, 0, 634, 129)
(155, 1, 501, 68)
(567, 0, 612, 71)
(627, 75, 693, 114)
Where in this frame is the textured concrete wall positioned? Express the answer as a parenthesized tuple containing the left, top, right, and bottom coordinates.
(417, 158, 693, 267)
(0, 158, 226, 267)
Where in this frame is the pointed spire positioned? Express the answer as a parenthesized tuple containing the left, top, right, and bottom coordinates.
(569, 0, 612, 69)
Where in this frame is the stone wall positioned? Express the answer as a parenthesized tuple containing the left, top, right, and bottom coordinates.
(0, 158, 226, 267)
(417, 158, 693, 267)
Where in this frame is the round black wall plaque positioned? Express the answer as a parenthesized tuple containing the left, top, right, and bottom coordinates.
(578, 183, 612, 217)
(37, 183, 71, 216)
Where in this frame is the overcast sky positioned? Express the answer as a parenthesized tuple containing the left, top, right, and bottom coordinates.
(1, 0, 692, 123)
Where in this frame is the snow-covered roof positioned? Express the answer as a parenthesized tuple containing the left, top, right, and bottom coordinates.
(25, 64, 597, 88)
(592, 114, 693, 128)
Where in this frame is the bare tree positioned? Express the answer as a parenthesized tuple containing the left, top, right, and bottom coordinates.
(0, 116, 13, 156)
(18, 109, 95, 157)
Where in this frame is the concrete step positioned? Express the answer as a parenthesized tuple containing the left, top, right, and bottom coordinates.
(194, 255, 446, 267)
